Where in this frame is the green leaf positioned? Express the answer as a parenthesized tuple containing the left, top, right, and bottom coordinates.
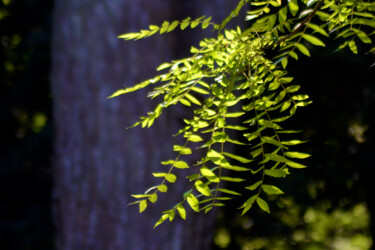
(177, 204, 186, 220)
(180, 148, 192, 155)
(285, 151, 311, 159)
(173, 161, 189, 169)
(222, 152, 252, 163)
(225, 30, 235, 40)
(281, 57, 288, 69)
(288, 0, 299, 16)
(218, 188, 242, 196)
(195, 180, 212, 196)
(140, 200, 147, 213)
(167, 20, 179, 32)
(158, 185, 168, 193)
(220, 176, 245, 182)
(296, 43, 310, 56)
(349, 40, 358, 54)
(187, 193, 199, 212)
(188, 134, 203, 142)
(240, 195, 257, 215)
(225, 125, 248, 131)
(265, 169, 288, 178)
(168, 210, 175, 221)
(152, 172, 167, 178)
(225, 112, 245, 118)
(185, 93, 202, 105)
(278, 6, 288, 25)
(180, 17, 191, 30)
(160, 21, 170, 34)
(154, 214, 169, 228)
(264, 153, 288, 163)
(282, 140, 307, 145)
(221, 165, 250, 172)
(286, 161, 307, 168)
(302, 34, 325, 46)
(149, 193, 158, 203)
(131, 194, 150, 198)
(165, 173, 177, 183)
(200, 167, 220, 182)
(256, 197, 270, 213)
(262, 185, 284, 195)
(157, 62, 172, 71)
(307, 23, 329, 37)
(246, 180, 262, 190)
(179, 99, 191, 106)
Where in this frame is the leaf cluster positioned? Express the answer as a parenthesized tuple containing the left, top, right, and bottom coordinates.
(110, 0, 375, 228)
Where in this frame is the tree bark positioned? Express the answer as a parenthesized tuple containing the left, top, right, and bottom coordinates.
(51, 0, 238, 249)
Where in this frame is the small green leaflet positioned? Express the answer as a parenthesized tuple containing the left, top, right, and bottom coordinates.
(149, 193, 158, 203)
(140, 200, 147, 213)
(240, 195, 257, 215)
(154, 214, 169, 228)
(246, 180, 262, 190)
(265, 169, 288, 178)
(173, 161, 189, 169)
(222, 152, 252, 163)
(286, 161, 307, 168)
(177, 204, 186, 220)
(188, 134, 203, 142)
(302, 34, 325, 47)
(256, 197, 270, 213)
(218, 188, 241, 196)
(262, 185, 284, 195)
(288, 0, 299, 16)
(195, 180, 212, 196)
(296, 43, 310, 57)
(187, 193, 199, 212)
(285, 151, 311, 159)
(165, 173, 177, 183)
(220, 176, 245, 182)
(158, 185, 168, 192)
(200, 167, 220, 182)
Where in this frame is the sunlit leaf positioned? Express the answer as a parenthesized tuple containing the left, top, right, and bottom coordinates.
(256, 197, 270, 213)
(187, 193, 199, 212)
(262, 185, 284, 195)
(140, 200, 147, 213)
(246, 180, 262, 190)
(177, 204, 186, 220)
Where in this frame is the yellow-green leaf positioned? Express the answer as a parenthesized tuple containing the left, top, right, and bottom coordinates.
(154, 214, 169, 228)
(262, 185, 284, 195)
(302, 34, 325, 47)
(195, 180, 212, 196)
(173, 161, 189, 169)
(200, 167, 220, 182)
(158, 185, 168, 193)
(149, 193, 158, 203)
(256, 197, 270, 213)
(265, 169, 288, 177)
(222, 152, 252, 163)
(296, 43, 310, 56)
(177, 204, 186, 220)
(246, 180, 262, 190)
(285, 151, 311, 159)
(140, 200, 147, 213)
(187, 193, 199, 212)
(165, 173, 177, 183)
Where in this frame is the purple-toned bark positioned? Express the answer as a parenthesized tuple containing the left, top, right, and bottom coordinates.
(51, 1, 238, 249)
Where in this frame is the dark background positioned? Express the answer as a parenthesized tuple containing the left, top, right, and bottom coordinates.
(1, 0, 375, 249)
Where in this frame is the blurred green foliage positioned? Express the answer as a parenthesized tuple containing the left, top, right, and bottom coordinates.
(0, 0, 54, 249)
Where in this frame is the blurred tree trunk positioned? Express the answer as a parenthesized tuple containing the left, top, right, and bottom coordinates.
(51, 0, 237, 249)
